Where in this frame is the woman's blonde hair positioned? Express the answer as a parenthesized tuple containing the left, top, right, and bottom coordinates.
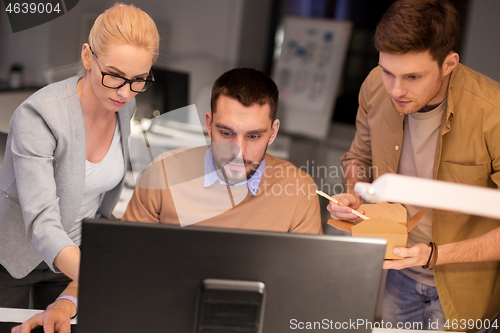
(88, 3, 159, 63)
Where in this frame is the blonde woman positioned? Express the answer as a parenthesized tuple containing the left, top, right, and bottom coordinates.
(0, 3, 159, 330)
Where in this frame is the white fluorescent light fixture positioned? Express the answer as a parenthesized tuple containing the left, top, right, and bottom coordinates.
(354, 174, 500, 220)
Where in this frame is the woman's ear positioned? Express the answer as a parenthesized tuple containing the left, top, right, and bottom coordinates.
(81, 43, 92, 71)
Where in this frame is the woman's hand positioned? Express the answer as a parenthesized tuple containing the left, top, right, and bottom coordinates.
(11, 298, 76, 333)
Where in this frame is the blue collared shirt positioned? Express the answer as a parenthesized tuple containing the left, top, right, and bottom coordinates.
(203, 147, 264, 195)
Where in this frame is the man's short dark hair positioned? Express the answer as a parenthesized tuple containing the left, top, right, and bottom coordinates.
(374, 0, 460, 66)
(210, 68, 279, 121)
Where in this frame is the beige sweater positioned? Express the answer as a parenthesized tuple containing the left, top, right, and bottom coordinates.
(123, 146, 323, 234)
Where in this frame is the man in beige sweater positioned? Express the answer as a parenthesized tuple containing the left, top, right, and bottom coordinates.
(123, 68, 323, 235)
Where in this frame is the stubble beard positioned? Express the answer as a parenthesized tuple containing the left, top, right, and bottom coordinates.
(214, 145, 268, 185)
(390, 74, 445, 115)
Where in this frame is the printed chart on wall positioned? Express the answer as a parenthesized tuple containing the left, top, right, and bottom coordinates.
(273, 17, 352, 140)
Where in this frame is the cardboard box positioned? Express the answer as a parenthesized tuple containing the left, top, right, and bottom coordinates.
(328, 203, 426, 259)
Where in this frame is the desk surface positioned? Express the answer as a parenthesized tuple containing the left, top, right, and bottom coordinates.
(0, 307, 455, 333)
(0, 307, 77, 324)
(0, 308, 76, 333)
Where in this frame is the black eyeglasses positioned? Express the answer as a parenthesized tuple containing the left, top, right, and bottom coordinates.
(90, 46, 154, 93)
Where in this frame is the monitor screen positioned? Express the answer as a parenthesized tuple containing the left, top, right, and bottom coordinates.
(134, 66, 189, 120)
(78, 219, 386, 333)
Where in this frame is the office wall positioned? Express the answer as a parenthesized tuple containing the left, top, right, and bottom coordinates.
(0, 0, 114, 85)
(0, 0, 272, 87)
(0, 7, 4, 81)
(0, 10, 51, 85)
(461, 0, 500, 82)
(0, 0, 272, 126)
(3, 0, 500, 88)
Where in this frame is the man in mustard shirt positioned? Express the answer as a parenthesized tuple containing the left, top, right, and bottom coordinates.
(327, 0, 500, 331)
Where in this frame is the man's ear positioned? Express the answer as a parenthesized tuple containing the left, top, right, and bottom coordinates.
(268, 119, 280, 145)
(81, 43, 92, 71)
(205, 112, 213, 138)
(442, 52, 459, 77)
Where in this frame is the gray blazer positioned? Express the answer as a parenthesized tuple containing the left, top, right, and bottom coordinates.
(0, 76, 135, 278)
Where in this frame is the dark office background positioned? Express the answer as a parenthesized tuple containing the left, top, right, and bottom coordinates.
(265, 0, 470, 125)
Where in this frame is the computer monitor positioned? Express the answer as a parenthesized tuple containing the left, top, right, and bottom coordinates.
(78, 219, 386, 333)
(134, 66, 189, 120)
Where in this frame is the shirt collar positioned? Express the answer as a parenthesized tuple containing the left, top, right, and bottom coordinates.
(203, 147, 264, 195)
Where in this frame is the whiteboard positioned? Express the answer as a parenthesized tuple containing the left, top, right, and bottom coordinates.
(273, 17, 352, 140)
